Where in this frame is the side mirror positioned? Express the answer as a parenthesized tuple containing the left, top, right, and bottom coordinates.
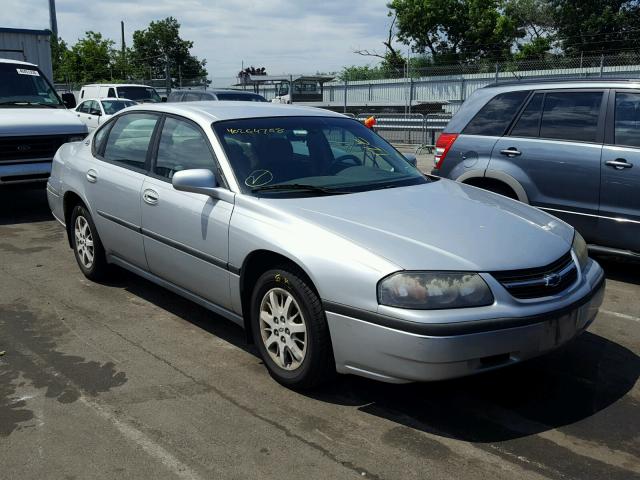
(172, 169, 230, 202)
(403, 153, 418, 167)
(62, 92, 76, 109)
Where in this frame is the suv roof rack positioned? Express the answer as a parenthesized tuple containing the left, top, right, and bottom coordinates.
(482, 77, 640, 88)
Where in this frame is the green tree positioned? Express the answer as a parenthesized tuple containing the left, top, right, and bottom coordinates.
(506, 0, 556, 58)
(550, 0, 640, 55)
(389, 0, 521, 63)
(130, 17, 207, 86)
(50, 35, 70, 83)
(60, 31, 116, 83)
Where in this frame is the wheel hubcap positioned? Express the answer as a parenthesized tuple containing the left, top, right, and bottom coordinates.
(259, 287, 307, 371)
(74, 215, 94, 269)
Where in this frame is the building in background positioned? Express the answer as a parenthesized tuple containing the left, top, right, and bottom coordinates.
(0, 27, 53, 81)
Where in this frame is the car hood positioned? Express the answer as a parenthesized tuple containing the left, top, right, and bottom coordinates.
(265, 179, 574, 271)
(0, 108, 87, 136)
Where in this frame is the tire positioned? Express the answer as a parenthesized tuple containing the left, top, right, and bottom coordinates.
(484, 183, 518, 200)
(250, 267, 334, 389)
(70, 204, 108, 281)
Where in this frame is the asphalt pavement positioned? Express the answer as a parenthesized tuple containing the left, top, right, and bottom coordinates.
(1, 187, 639, 480)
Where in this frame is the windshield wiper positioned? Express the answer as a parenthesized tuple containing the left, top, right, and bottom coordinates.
(251, 183, 349, 195)
(0, 101, 60, 108)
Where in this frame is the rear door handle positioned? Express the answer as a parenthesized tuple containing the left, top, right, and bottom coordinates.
(500, 148, 522, 157)
(143, 189, 159, 205)
(605, 159, 633, 170)
(86, 169, 97, 183)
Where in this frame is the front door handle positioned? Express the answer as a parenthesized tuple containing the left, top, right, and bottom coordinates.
(86, 169, 97, 183)
(500, 148, 522, 157)
(605, 159, 633, 170)
(143, 189, 159, 205)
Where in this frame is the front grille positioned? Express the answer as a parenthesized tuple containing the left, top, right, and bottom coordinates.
(491, 251, 577, 299)
(0, 135, 70, 163)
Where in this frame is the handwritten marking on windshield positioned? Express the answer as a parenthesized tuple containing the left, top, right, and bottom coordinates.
(245, 169, 274, 187)
(227, 128, 285, 135)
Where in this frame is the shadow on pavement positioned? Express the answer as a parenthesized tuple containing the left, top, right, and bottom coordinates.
(594, 254, 640, 286)
(0, 186, 53, 225)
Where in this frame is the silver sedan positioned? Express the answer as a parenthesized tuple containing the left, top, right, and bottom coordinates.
(47, 102, 605, 389)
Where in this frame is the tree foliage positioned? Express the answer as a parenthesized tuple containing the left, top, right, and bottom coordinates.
(52, 17, 208, 86)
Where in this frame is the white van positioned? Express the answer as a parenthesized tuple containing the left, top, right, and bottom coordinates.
(79, 84, 162, 103)
(0, 58, 87, 185)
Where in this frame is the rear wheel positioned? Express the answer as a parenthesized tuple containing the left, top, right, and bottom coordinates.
(251, 267, 334, 389)
(70, 205, 108, 280)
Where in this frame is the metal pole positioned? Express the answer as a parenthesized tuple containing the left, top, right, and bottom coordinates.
(495, 63, 499, 84)
(343, 79, 347, 114)
(165, 55, 171, 93)
(48, 0, 58, 38)
(178, 65, 182, 87)
(600, 54, 605, 77)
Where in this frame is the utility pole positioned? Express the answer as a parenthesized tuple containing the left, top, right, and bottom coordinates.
(120, 21, 126, 79)
(48, 0, 58, 37)
(165, 54, 171, 94)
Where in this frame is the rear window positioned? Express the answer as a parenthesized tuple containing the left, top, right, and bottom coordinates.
(463, 91, 529, 136)
(539, 91, 603, 143)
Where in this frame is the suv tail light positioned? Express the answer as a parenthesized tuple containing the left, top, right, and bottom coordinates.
(434, 133, 458, 169)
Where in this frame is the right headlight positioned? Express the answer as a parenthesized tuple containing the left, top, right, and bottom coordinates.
(572, 231, 589, 271)
(377, 272, 494, 310)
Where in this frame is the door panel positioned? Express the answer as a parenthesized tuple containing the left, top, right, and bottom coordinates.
(89, 163, 148, 267)
(86, 112, 160, 269)
(141, 177, 234, 309)
(489, 90, 606, 242)
(598, 90, 640, 252)
(141, 115, 234, 309)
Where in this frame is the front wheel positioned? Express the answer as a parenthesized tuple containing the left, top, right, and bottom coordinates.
(70, 204, 108, 280)
(251, 268, 334, 389)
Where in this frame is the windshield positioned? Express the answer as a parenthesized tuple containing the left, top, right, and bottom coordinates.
(0, 63, 64, 107)
(102, 99, 137, 115)
(213, 116, 428, 196)
(216, 92, 267, 102)
(116, 86, 161, 103)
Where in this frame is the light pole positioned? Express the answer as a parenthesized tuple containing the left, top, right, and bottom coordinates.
(48, 0, 58, 37)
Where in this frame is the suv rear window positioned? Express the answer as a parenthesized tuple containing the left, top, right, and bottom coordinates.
(463, 90, 529, 136)
(539, 91, 603, 143)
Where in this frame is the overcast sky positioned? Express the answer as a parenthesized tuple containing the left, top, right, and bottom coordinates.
(4, 0, 397, 80)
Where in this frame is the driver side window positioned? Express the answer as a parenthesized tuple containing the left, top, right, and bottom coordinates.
(154, 116, 215, 180)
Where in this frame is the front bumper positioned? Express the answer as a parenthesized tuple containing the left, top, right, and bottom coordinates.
(0, 161, 52, 185)
(325, 268, 605, 384)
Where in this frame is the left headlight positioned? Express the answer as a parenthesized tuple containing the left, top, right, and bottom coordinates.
(572, 230, 589, 271)
(378, 272, 494, 310)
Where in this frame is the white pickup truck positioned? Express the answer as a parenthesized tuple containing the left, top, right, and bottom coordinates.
(0, 58, 87, 185)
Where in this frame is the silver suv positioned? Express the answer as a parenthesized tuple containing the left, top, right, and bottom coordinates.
(434, 79, 640, 258)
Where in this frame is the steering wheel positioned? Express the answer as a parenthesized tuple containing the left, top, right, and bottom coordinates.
(328, 154, 362, 174)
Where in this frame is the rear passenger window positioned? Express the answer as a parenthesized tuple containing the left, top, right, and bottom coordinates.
(540, 91, 603, 143)
(183, 92, 201, 101)
(102, 113, 159, 170)
(511, 93, 543, 137)
(463, 91, 529, 136)
(614, 92, 640, 148)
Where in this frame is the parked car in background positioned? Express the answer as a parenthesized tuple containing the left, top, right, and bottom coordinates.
(74, 98, 137, 132)
(0, 58, 86, 185)
(79, 84, 162, 103)
(47, 102, 604, 389)
(433, 79, 640, 258)
(167, 89, 267, 103)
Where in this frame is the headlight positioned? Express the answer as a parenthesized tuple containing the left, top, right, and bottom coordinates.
(378, 272, 494, 309)
(572, 231, 589, 271)
(68, 134, 86, 142)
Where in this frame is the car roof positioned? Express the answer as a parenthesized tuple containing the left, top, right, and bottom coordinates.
(482, 78, 640, 91)
(124, 101, 347, 122)
(0, 58, 37, 67)
(81, 84, 154, 88)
